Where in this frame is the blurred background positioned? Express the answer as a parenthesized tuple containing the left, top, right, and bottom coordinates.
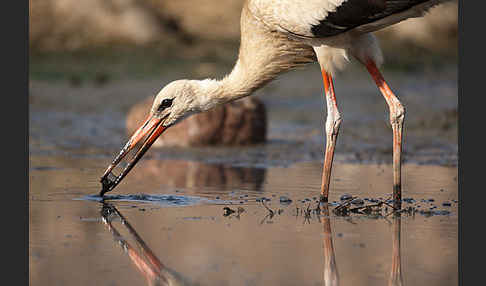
(29, 0, 457, 74)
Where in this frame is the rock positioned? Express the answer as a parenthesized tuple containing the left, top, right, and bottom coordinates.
(126, 96, 266, 147)
(279, 196, 292, 205)
(223, 207, 235, 216)
(340, 194, 352, 201)
(403, 198, 415, 204)
(351, 198, 364, 205)
(434, 210, 451, 216)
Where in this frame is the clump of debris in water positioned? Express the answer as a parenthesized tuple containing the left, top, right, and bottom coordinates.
(222, 193, 455, 221)
(328, 194, 454, 218)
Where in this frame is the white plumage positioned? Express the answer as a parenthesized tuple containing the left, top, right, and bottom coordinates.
(248, 0, 447, 73)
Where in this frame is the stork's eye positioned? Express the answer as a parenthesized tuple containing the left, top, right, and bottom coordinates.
(158, 98, 173, 111)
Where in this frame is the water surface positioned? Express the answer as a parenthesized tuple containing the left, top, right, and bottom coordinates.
(30, 154, 457, 286)
(30, 65, 457, 286)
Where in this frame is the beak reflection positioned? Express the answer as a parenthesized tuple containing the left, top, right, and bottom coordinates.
(100, 203, 190, 286)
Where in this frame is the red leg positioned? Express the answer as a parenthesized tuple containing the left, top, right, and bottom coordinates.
(365, 60, 405, 208)
(320, 69, 342, 202)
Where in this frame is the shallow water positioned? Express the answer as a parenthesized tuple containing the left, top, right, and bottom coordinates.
(30, 154, 457, 286)
(30, 64, 457, 285)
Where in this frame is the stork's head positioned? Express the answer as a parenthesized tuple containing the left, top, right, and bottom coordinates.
(99, 79, 216, 196)
(150, 79, 205, 127)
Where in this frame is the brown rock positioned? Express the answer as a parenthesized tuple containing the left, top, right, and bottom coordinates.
(126, 96, 266, 147)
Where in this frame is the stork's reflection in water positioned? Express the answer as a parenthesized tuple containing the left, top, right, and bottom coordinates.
(321, 204, 339, 286)
(101, 203, 194, 286)
(388, 215, 403, 286)
(320, 204, 404, 286)
(100, 203, 404, 286)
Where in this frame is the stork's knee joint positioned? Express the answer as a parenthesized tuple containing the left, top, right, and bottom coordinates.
(326, 113, 342, 136)
(390, 103, 405, 126)
(333, 116, 342, 134)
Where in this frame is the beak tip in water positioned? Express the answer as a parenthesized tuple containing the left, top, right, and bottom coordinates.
(99, 189, 107, 197)
(99, 173, 116, 197)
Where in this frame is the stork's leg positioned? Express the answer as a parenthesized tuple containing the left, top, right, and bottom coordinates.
(320, 69, 342, 203)
(365, 60, 405, 208)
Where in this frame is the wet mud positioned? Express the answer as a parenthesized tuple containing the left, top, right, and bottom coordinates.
(30, 65, 457, 167)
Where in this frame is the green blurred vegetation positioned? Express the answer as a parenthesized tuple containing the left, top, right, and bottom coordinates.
(29, 41, 240, 82)
(29, 40, 457, 84)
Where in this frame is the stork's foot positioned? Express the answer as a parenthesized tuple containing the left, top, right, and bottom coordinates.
(319, 194, 329, 203)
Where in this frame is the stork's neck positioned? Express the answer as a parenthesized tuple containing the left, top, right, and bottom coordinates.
(196, 47, 313, 111)
(194, 58, 281, 111)
(195, 3, 315, 111)
(220, 58, 275, 100)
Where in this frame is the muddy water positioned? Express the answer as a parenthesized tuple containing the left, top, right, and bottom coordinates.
(30, 65, 457, 285)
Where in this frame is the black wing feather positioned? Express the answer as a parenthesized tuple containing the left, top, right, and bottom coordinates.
(311, 0, 429, 37)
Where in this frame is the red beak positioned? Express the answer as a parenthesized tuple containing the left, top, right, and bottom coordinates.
(99, 114, 168, 196)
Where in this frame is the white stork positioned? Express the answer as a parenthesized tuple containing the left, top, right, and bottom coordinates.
(99, 0, 451, 206)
